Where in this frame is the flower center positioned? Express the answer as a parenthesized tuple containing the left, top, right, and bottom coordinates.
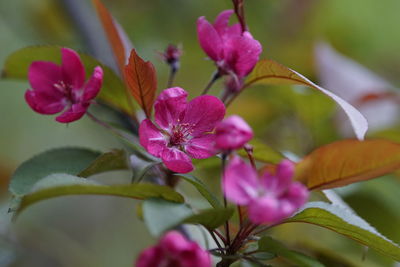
(53, 81, 81, 103)
(168, 123, 194, 147)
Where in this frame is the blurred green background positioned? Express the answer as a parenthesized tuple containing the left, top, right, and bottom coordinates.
(1, 0, 400, 266)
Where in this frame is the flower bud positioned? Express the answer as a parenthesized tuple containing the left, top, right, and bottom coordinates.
(215, 115, 253, 150)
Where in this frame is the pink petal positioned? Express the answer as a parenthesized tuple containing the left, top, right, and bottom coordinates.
(161, 148, 193, 173)
(154, 87, 188, 130)
(197, 16, 224, 61)
(55, 103, 88, 123)
(160, 231, 190, 254)
(261, 159, 295, 195)
(28, 61, 63, 94)
(247, 196, 281, 224)
(215, 115, 253, 150)
(83, 66, 103, 102)
(25, 89, 65, 115)
(213, 9, 234, 35)
(182, 95, 225, 136)
(139, 119, 167, 157)
(224, 32, 262, 77)
(223, 156, 258, 205)
(61, 48, 86, 89)
(185, 134, 216, 159)
(283, 182, 309, 211)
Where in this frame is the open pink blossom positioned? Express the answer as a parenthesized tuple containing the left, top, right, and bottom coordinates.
(136, 231, 212, 267)
(223, 156, 308, 224)
(139, 87, 225, 173)
(197, 9, 262, 78)
(215, 115, 253, 150)
(25, 48, 103, 123)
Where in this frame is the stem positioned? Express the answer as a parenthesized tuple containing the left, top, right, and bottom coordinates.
(237, 205, 243, 229)
(221, 153, 231, 247)
(232, 0, 247, 32)
(244, 144, 256, 169)
(201, 71, 220, 95)
(167, 67, 177, 88)
(213, 229, 228, 245)
(208, 229, 224, 251)
(86, 112, 132, 143)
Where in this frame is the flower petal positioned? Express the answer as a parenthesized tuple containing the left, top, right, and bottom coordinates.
(161, 148, 193, 173)
(182, 95, 225, 136)
(83, 66, 103, 102)
(213, 9, 234, 35)
(247, 196, 281, 224)
(185, 134, 216, 159)
(28, 61, 63, 94)
(197, 16, 224, 61)
(215, 115, 253, 150)
(25, 89, 65, 115)
(224, 32, 262, 77)
(154, 87, 188, 130)
(55, 103, 88, 123)
(61, 48, 86, 89)
(139, 119, 167, 157)
(223, 156, 258, 205)
(136, 246, 164, 267)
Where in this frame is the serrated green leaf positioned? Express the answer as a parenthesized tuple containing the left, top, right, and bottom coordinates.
(15, 174, 183, 216)
(1, 46, 134, 114)
(258, 236, 324, 267)
(79, 149, 129, 177)
(285, 201, 400, 262)
(175, 174, 221, 208)
(238, 139, 284, 164)
(10, 147, 101, 196)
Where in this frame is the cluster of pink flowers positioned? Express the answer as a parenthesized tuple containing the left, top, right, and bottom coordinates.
(23, 8, 309, 267)
(136, 231, 211, 267)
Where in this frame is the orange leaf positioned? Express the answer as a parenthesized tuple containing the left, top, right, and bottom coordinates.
(295, 139, 400, 190)
(245, 59, 368, 140)
(124, 49, 157, 118)
(92, 0, 129, 74)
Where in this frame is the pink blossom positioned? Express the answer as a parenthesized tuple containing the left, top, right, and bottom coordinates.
(215, 115, 253, 150)
(25, 48, 103, 123)
(135, 231, 212, 267)
(223, 156, 308, 224)
(197, 9, 262, 78)
(139, 87, 225, 173)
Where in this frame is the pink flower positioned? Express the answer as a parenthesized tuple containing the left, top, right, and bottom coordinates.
(139, 87, 225, 173)
(25, 48, 103, 123)
(223, 157, 308, 224)
(215, 115, 253, 150)
(135, 231, 212, 267)
(197, 10, 262, 78)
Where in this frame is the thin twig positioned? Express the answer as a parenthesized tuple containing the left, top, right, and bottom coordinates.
(208, 229, 224, 251)
(201, 71, 220, 95)
(167, 67, 177, 88)
(221, 153, 231, 247)
(86, 112, 132, 142)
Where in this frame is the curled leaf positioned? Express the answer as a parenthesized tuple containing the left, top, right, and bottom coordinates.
(245, 59, 368, 140)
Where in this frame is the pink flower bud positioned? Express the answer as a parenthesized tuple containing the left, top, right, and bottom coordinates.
(135, 231, 212, 267)
(162, 44, 182, 71)
(215, 115, 253, 150)
(25, 48, 103, 123)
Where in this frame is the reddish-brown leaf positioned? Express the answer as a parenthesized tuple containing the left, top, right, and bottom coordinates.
(92, 0, 130, 74)
(124, 49, 157, 118)
(295, 139, 400, 190)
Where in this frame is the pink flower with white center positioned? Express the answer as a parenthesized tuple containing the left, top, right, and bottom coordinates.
(197, 9, 262, 78)
(139, 87, 225, 173)
(135, 231, 212, 267)
(25, 48, 103, 123)
(215, 115, 253, 150)
(223, 156, 309, 224)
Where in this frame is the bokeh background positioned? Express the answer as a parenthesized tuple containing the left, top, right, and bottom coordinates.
(1, 0, 400, 266)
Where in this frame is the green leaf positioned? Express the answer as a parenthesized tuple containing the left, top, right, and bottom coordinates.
(143, 198, 193, 236)
(16, 174, 183, 216)
(182, 207, 234, 229)
(10, 147, 101, 196)
(238, 139, 284, 164)
(258, 236, 324, 267)
(143, 198, 233, 236)
(175, 174, 222, 209)
(285, 202, 400, 262)
(79, 149, 129, 177)
(1, 46, 134, 114)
